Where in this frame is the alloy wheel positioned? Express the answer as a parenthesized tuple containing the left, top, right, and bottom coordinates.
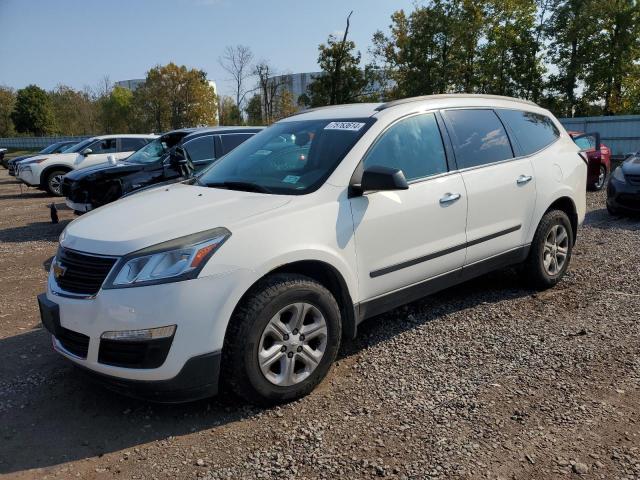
(258, 302, 328, 386)
(595, 165, 606, 190)
(543, 224, 569, 276)
(49, 174, 64, 195)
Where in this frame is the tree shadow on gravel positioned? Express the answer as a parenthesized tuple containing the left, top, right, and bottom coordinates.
(0, 329, 262, 474)
(0, 191, 52, 201)
(583, 208, 640, 231)
(0, 219, 70, 243)
(0, 268, 532, 475)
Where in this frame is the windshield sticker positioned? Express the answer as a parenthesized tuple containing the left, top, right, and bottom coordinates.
(282, 175, 300, 184)
(324, 121, 366, 132)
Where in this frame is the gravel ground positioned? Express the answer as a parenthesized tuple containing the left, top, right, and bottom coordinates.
(0, 167, 638, 480)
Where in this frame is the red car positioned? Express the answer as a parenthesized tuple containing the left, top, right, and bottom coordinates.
(569, 131, 611, 190)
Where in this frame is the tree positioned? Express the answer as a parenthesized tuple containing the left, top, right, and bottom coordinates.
(582, 0, 640, 115)
(218, 95, 242, 125)
(273, 90, 298, 121)
(99, 85, 133, 133)
(0, 86, 16, 137)
(132, 63, 218, 132)
(245, 93, 263, 125)
(255, 61, 284, 124)
(219, 45, 254, 117)
(307, 12, 368, 106)
(49, 85, 99, 135)
(11, 85, 56, 135)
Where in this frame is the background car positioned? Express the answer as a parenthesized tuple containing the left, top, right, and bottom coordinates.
(6, 140, 78, 175)
(62, 126, 262, 213)
(16, 134, 157, 195)
(569, 131, 611, 190)
(0, 148, 6, 166)
(607, 153, 640, 215)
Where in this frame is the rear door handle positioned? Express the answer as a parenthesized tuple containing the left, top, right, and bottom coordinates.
(517, 175, 533, 185)
(439, 192, 461, 205)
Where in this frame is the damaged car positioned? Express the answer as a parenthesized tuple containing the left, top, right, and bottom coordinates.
(62, 127, 262, 213)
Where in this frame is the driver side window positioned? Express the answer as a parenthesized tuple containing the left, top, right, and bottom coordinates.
(89, 139, 117, 154)
(363, 113, 448, 181)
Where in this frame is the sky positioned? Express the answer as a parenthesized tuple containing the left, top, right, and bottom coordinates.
(0, 0, 416, 98)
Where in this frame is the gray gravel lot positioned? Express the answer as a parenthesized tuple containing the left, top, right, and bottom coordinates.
(0, 168, 638, 480)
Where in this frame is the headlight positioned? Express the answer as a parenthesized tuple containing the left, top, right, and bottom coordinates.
(22, 158, 47, 165)
(104, 227, 231, 289)
(612, 167, 626, 183)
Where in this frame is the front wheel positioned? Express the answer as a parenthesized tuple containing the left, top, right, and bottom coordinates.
(222, 273, 342, 405)
(45, 169, 67, 196)
(521, 210, 574, 290)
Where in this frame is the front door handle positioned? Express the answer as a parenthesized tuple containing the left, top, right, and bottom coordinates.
(439, 192, 461, 205)
(517, 175, 533, 185)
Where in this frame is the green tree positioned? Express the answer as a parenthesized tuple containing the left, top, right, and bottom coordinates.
(0, 86, 16, 137)
(583, 0, 640, 114)
(307, 12, 367, 107)
(50, 85, 99, 135)
(133, 63, 218, 132)
(218, 95, 242, 125)
(11, 84, 56, 135)
(273, 90, 298, 121)
(245, 94, 263, 125)
(99, 86, 133, 133)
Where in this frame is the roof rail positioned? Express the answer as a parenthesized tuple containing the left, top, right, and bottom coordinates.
(375, 94, 539, 111)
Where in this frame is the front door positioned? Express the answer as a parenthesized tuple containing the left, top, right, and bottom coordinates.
(349, 112, 468, 301)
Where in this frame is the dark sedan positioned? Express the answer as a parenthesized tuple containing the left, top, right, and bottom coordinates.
(62, 126, 262, 213)
(6, 140, 78, 174)
(607, 154, 640, 215)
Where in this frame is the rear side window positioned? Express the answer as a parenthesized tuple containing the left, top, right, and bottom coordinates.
(363, 113, 447, 181)
(220, 134, 253, 154)
(497, 109, 559, 155)
(184, 135, 215, 162)
(120, 138, 149, 152)
(444, 109, 513, 169)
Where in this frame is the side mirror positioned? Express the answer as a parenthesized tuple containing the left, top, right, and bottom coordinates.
(352, 165, 409, 195)
(82, 148, 93, 156)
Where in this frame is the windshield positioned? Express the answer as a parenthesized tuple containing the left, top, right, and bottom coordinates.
(40, 142, 65, 154)
(126, 133, 186, 164)
(65, 138, 95, 153)
(196, 118, 374, 194)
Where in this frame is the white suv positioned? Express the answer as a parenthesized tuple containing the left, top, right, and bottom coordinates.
(17, 134, 157, 195)
(38, 95, 587, 404)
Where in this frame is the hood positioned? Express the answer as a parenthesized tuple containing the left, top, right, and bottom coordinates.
(62, 182, 291, 255)
(622, 155, 640, 175)
(64, 161, 144, 182)
(9, 154, 36, 164)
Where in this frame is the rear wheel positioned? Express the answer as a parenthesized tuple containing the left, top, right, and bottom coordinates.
(522, 210, 573, 290)
(222, 273, 341, 405)
(45, 169, 68, 196)
(590, 165, 607, 191)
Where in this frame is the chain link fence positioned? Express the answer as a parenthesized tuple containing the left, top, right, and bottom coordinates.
(0, 136, 92, 150)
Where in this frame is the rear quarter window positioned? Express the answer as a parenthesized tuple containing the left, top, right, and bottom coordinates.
(496, 109, 560, 155)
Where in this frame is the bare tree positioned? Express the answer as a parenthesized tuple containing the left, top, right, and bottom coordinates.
(330, 11, 353, 104)
(254, 61, 286, 124)
(219, 45, 254, 115)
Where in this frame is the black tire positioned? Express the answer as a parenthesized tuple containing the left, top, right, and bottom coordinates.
(45, 169, 68, 196)
(606, 203, 621, 216)
(522, 210, 574, 290)
(222, 273, 342, 406)
(589, 165, 607, 191)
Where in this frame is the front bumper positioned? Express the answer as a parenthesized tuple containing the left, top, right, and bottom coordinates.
(607, 176, 640, 213)
(65, 198, 92, 213)
(17, 167, 39, 186)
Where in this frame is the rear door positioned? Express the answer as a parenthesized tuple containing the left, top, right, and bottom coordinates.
(442, 108, 536, 266)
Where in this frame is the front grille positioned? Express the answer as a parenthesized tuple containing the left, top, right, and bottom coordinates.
(98, 337, 174, 369)
(625, 174, 640, 186)
(56, 326, 90, 358)
(55, 247, 117, 295)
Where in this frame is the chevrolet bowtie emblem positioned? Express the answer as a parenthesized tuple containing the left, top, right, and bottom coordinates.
(52, 260, 67, 278)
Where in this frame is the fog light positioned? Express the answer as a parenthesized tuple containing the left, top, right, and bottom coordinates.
(101, 325, 176, 341)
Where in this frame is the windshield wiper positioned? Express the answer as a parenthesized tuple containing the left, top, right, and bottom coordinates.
(204, 181, 272, 194)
